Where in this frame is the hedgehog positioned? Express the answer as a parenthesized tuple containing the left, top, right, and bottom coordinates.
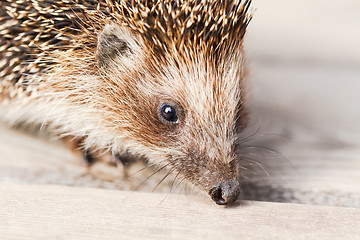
(0, 0, 252, 205)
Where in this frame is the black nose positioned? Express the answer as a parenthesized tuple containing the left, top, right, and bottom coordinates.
(209, 180, 240, 205)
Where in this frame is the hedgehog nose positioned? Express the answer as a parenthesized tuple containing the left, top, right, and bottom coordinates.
(209, 180, 240, 205)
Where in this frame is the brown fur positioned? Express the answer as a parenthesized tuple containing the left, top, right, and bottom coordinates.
(0, 0, 252, 203)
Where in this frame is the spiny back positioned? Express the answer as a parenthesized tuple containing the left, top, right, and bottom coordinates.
(116, 0, 252, 56)
(0, 0, 98, 90)
(0, 0, 251, 95)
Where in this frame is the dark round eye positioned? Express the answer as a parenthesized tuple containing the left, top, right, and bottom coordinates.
(160, 104, 178, 123)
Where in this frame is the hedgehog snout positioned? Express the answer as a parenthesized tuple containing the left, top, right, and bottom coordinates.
(209, 180, 240, 205)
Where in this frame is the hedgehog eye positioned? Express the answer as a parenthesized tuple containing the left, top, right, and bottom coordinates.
(160, 104, 178, 123)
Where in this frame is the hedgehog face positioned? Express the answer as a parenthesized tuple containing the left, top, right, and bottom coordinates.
(151, 52, 247, 205)
(95, 22, 248, 205)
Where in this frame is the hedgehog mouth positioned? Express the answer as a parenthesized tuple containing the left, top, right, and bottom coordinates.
(208, 180, 240, 205)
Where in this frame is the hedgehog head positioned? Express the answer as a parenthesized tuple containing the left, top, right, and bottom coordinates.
(89, 0, 252, 204)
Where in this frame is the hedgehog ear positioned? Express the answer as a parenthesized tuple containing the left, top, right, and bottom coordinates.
(96, 24, 140, 68)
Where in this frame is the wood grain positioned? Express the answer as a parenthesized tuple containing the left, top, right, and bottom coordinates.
(1, 182, 359, 240)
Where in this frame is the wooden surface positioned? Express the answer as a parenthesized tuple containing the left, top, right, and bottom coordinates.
(1, 182, 360, 240)
(1, 0, 360, 239)
(242, 0, 360, 207)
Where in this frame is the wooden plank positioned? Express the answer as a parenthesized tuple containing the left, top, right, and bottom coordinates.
(241, 0, 360, 207)
(241, 63, 360, 207)
(0, 182, 359, 240)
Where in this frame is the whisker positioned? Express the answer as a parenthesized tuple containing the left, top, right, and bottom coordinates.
(152, 165, 177, 192)
(157, 166, 183, 206)
(170, 166, 184, 194)
(257, 133, 290, 140)
(178, 181, 189, 197)
(240, 145, 283, 157)
(236, 125, 261, 144)
(175, 178, 187, 196)
(241, 157, 270, 177)
(133, 162, 171, 191)
(127, 162, 156, 178)
(239, 145, 291, 170)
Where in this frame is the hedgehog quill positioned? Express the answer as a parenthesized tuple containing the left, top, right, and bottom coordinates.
(0, 0, 252, 205)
